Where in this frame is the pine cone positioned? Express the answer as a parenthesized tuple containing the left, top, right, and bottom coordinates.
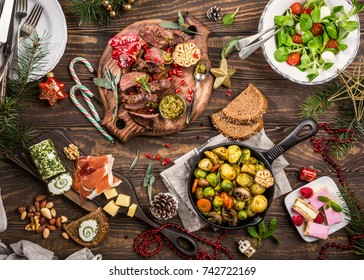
(206, 6, 223, 21)
(150, 193, 178, 220)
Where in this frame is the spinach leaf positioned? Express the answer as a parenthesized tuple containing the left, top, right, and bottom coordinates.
(274, 47, 289, 62)
(277, 28, 287, 47)
(302, 31, 314, 43)
(338, 43, 348, 51)
(274, 15, 294, 27)
(323, 62, 334, 70)
(311, 6, 321, 23)
(333, 5, 344, 14)
(300, 13, 313, 31)
(339, 21, 358, 31)
(326, 23, 338, 39)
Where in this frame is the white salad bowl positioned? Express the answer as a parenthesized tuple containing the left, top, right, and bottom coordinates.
(259, 0, 360, 85)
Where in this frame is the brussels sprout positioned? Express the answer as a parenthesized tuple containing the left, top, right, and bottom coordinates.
(198, 178, 210, 187)
(218, 163, 237, 180)
(220, 179, 234, 192)
(195, 187, 204, 199)
(206, 173, 218, 187)
(249, 157, 258, 164)
(213, 196, 223, 208)
(234, 200, 246, 211)
(212, 147, 229, 160)
(255, 164, 265, 171)
(241, 163, 256, 176)
(194, 168, 208, 178)
(204, 151, 222, 165)
(250, 183, 266, 195)
(198, 158, 213, 171)
(232, 163, 241, 176)
(202, 187, 215, 198)
(241, 148, 251, 163)
(236, 173, 254, 187)
(250, 195, 268, 213)
(238, 210, 248, 220)
(228, 145, 242, 164)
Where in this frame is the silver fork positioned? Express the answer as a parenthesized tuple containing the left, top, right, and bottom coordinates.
(15, 0, 28, 60)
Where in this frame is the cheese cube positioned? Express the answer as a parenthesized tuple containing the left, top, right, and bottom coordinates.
(115, 194, 131, 207)
(127, 203, 138, 217)
(103, 200, 120, 217)
(104, 188, 118, 199)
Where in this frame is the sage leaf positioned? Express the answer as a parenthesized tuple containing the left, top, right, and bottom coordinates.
(318, 195, 330, 202)
(178, 11, 185, 27)
(93, 78, 112, 89)
(129, 150, 140, 170)
(247, 227, 259, 239)
(223, 7, 240, 26)
(159, 21, 180, 30)
(331, 201, 343, 212)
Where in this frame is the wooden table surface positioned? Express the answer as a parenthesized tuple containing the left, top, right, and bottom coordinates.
(1, 0, 363, 260)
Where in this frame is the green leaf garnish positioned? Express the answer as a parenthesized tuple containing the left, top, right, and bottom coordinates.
(129, 150, 140, 170)
(223, 7, 240, 26)
(247, 218, 280, 249)
(159, 11, 201, 35)
(318, 195, 331, 202)
(221, 36, 241, 60)
(331, 201, 343, 212)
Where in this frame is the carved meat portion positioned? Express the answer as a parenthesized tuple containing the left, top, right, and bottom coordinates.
(129, 111, 159, 129)
(119, 72, 148, 91)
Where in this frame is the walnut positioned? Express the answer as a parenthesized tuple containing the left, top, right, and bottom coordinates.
(63, 144, 80, 160)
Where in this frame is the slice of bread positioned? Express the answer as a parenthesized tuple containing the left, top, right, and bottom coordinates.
(211, 113, 264, 141)
(63, 207, 109, 248)
(220, 83, 268, 125)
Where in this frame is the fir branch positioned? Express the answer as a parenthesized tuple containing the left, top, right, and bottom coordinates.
(69, 0, 127, 25)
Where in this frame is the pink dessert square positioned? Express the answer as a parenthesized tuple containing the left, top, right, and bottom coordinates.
(324, 206, 342, 225)
(308, 186, 332, 209)
(304, 221, 329, 239)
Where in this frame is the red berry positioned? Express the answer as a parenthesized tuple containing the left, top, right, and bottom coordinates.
(292, 215, 304, 226)
(145, 153, 152, 159)
(165, 143, 171, 148)
(300, 187, 314, 198)
(314, 212, 325, 224)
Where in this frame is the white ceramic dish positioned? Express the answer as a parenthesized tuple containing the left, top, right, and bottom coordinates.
(259, 0, 360, 85)
(284, 176, 350, 242)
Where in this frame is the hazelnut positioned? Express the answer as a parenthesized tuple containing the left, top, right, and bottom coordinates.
(18, 206, 26, 214)
(28, 205, 36, 213)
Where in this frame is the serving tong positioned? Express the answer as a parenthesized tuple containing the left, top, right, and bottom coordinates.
(235, 25, 283, 60)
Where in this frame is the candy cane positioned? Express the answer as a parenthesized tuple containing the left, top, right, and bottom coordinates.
(70, 85, 114, 143)
(69, 57, 114, 143)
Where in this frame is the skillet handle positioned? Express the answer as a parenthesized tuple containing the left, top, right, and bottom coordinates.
(262, 118, 318, 165)
(160, 227, 198, 256)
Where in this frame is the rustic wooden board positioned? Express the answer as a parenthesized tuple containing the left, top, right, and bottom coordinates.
(98, 12, 213, 142)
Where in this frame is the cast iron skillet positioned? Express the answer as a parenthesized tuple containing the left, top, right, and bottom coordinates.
(188, 118, 319, 230)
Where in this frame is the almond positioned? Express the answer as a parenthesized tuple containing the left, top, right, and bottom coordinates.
(40, 208, 52, 220)
(40, 199, 47, 209)
(43, 228, 50, 239)
(18, 206, 26, 214)
(35, 194, 48, 202)
(50, 207, 57, 217)
(20, 211, 27, 220)
(62, 232, 69, 240)
(49, 218, 56, 225)
(46, 224, 57, 231)
(36, 224, 46, 234)
(34, 201, 40, 212)
(45, 202, 54, 209)
(56, 217, 62, 227)
(40, 216, 47, 225)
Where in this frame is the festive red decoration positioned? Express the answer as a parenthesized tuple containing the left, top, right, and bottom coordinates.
(38, 72, 67, 106)
(299, 166, 317, 182)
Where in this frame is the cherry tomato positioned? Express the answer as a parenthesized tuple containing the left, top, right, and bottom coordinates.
(292, 34, 303, 44)
(325, 39, 338, 49)
(287, 52, 301, 66)
(291, 2, 303, 15)
(310, 23, 324, 36)
(302, 6, 313, 14)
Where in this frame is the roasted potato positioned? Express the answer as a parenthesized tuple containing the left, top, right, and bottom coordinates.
(236, 173, 254, 187)
(255, 164, 265, 172)
(241, 163, 256, 176)
(232, 163, 241, 177)
(250, 183, 266, 195)
(218, 163, 237, 180)
(227, 145, 242, 164)
(198, 158, 213, 171)
(250, 195, 268, 213)
(249, 156, 258, 164)
(241, 148, 251, 163)
(212, 147, 229, 160)
(203, 151, 222, 165)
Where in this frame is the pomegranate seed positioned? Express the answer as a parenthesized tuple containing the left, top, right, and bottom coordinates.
(172, 63, 178, 68)
(227, 89, 232, 93)
(178, 67, 183, 71)
(175, 87, 181, 94)
(176, 72, 183, 77)
(188, 88, 194, 95)
(129, 92, 134, 95)
(168, 70, 173, 77)
(145, 49, 150, 54)
(144, 55, 150, 60)
(193, 52, 199, 58)
(168, 77, 173, 81)
(153, 74, 157, 80)
(165, 157, 171, 163)
(162, 161, 168, 166)
(155, 154, 161, 160)
(172, 69, 177, 75)
(136, 83, 141, 88)
(148, 108, 155, 113)
(145, 153, 152, 159)
(187, 96, 193, 102)
(165, 143, 171, 148)
(180, 80, 186, 86)
(149, 77, 153, 82)
(167, 47, 172, 53)
(153, 58, 159, 63)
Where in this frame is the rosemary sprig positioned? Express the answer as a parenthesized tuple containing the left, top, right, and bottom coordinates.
(136, 75, 151, 94)
(129, 149, 140, 170)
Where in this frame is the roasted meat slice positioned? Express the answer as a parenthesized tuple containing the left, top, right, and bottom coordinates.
(119, 72, 148, 91)
(129, 111, 159, 129)
(122, 93, 158, 110)
(132, 59, 162, 74)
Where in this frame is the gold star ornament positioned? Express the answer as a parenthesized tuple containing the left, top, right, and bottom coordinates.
(210, 58, 236, 89)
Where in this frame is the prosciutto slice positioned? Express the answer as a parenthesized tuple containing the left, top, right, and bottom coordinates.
(72, 155, 121, 205)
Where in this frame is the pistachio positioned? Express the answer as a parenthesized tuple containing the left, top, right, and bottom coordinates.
(50, 207, 57, 217)
(45, 202, 54, 209)
(35, 194, 48, 202)
(60, 216, 68, 223)
(43, 228, 50, 239)
(20, 211, 27, 220)
(40, 208, 52, 220)
(62, 232, 70, 240)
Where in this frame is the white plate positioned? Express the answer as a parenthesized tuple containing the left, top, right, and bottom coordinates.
(27, 0, 67, 78)
(259, 0, 360, 85)
(284, 176, 350, 242)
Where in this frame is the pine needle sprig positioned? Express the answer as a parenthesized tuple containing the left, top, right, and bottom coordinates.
(69, 0, 127, 25)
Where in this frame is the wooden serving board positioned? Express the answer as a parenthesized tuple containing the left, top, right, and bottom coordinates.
(98, 12, 213, 142)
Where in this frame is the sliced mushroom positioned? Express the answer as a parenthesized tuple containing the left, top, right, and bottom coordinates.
(254, 169, 275, 188)
(233, 187, 250, 201)
(207, 211, 223, 225)
(222, 209, 239, 227)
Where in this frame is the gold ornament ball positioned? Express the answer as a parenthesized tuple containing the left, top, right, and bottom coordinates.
(106, 4, 113, 11)
(122, 4, 133, 11)
(128, 0, 136, 4)
(109, 10, 116, 17)
(103, 0, 110, 7)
